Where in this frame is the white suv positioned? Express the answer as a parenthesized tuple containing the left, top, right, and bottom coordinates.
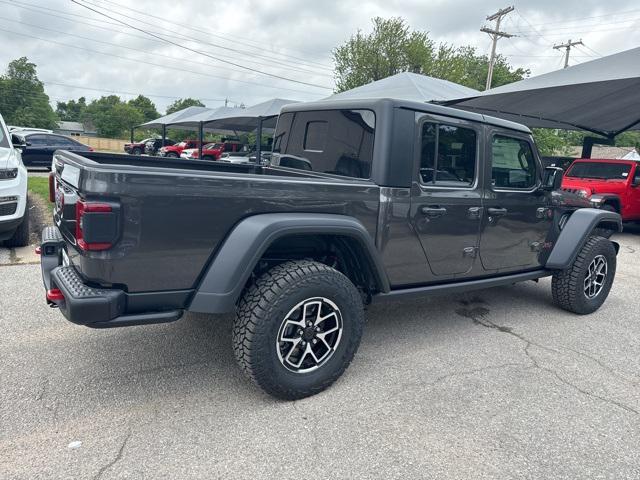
(0, 114, 29, 247)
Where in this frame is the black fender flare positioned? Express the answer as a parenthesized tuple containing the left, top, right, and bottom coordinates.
(589, 193, 621, 211)
(546, 208, 622, 270)
(188, 213, 389, 314)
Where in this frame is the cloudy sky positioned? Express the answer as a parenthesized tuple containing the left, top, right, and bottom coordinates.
(1, 0, 639, 113)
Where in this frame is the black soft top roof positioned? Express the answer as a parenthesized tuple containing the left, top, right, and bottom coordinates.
(280, 98, 531, 134)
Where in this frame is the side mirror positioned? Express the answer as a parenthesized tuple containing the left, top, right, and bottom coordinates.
(11, 134, 26, 149)
(542, 166, 564, 191)
(632, 175, 640, 187)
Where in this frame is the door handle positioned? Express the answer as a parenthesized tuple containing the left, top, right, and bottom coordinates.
(421, 206, 447, 218)
(487, 207, 508, 217)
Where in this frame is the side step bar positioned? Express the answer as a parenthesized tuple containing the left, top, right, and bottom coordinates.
(373, 270, 551, 303)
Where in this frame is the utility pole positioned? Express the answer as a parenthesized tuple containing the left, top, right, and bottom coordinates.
(481, 6, 515, 90)
(553, 39, 583, 68)
(224, 98, 228, 107)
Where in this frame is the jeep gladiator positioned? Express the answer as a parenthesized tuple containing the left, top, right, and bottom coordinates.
(39, 99, 622, 399)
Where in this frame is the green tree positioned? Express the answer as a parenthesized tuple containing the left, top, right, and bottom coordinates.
(165, 98, 205, 115)
(128, 95, 159, 122)
(0, 57, 58, 129)
(333, 17, 528, 93)
(56, 97, 87, 122)
(82, 95, 144, 138)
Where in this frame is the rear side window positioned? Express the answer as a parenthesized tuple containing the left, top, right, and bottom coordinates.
(419, 122, 477, 186)
(491, 135, 537, 189)
(273, 110, 375, 179)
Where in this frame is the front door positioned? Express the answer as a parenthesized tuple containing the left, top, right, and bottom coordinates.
(411, 115, 483, 278)
(479, 131, 551, 272)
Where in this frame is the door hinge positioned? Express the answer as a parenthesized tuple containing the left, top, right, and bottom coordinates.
(463, 246, 478, 258)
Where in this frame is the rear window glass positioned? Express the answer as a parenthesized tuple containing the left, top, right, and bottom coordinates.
(273, 109, 375, 179)
(566, 162, 631, 180)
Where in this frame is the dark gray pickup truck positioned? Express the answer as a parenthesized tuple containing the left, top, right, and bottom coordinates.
(40, 98, 622, 399)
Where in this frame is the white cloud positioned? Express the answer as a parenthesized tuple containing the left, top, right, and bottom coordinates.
(0, 0, 638, 113)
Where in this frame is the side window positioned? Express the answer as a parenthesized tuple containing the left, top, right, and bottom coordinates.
(274, 109, 375, 179)
(491, 135, 537, 189)
(27, 135, 47, 146)
(419, 122, 477, 186)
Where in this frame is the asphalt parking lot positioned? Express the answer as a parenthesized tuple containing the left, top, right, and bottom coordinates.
(1, 229, 639, 479)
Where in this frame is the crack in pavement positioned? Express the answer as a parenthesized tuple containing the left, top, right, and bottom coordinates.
(92, 429, 132, 480)
(456, 299, 639, 417)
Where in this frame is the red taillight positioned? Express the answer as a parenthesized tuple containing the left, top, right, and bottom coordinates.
(49, 172, 55, 203)
(46, 288, 65, 302)
(75, 200, 113, 251)
(88, 147, 94, 152)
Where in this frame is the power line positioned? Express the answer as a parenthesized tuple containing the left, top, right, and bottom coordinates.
(0, 26, 326, 97)
(512, 7, 640, 28)
(481, 6, 515, 90)
(40, 81, 238, 103)
(70, 0, 333, 90)
(1, 0, 332, 78)
(89, 0, 334, 70)
(0, 15, 329, 85)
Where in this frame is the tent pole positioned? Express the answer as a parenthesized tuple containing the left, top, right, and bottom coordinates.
(255, 117, 263, 164)
(162, 125, 166, 147)
(199, 121, 204, 160)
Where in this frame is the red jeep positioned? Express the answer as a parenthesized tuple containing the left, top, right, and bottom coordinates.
(562, 158, 640, 221)
(180, 141, 245, 160)
(158, 140, 205, 158)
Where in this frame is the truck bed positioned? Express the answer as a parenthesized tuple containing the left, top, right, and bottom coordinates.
(52, 151, 380, 295)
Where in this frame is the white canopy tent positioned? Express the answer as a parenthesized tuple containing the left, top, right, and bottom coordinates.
(327, 72, 479, 102)
(166, 98, 299, 159)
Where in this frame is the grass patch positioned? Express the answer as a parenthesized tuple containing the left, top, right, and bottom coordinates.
(28, 176, 53, 211)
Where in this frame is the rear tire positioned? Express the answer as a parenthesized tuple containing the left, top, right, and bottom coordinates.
(166, 152, 179, 158)
(4, 201, 30, 248)
(552, 235, 616, 314)
(232, 260, 365, 400)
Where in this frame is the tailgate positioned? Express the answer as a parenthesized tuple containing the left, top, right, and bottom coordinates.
(52, 160, 121, 253)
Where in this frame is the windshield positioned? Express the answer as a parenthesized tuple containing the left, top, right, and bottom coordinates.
(203, 143, 217, 149)
(176, 142, 187, 148)
(566, 162, 631, 180)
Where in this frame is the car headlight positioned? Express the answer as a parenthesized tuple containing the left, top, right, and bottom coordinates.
(0, 168, 18, 180)
(575, 188, 591, 199)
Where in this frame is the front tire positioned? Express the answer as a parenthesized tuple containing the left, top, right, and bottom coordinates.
(4, 200, 30, 248)
(232, 260, 365, 400)
(552, 235, 616, 314)
(132, 147, 142, 155)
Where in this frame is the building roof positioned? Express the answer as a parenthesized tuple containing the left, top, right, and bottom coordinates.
(56, 121, 84, 131)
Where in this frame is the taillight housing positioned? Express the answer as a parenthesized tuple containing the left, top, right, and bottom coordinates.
(75, 200, 118, 251)
(49, 172, 55, 203)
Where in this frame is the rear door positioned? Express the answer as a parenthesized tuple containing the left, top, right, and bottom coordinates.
(479, 129, 550, 272)
(410, 113, 483, 278)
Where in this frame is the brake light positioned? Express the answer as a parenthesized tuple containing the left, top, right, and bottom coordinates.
(88, 147, 94, 152)
(49, 172, 55, 202)
(75, 200, 113, 251)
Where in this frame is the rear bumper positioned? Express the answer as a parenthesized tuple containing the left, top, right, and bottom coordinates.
(40, 226, 183, 328)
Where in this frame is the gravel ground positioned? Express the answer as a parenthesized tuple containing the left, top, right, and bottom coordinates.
(1, 230, 639, 479)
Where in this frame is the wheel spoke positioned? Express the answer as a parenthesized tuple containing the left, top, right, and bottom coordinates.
(584, 255, 608, 299)
(276, 297, 343, 373)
